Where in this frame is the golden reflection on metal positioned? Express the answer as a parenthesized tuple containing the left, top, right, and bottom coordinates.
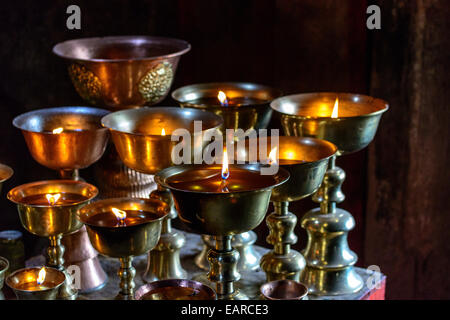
(78, 198, 169, 300)
(270, 92, 388, 295)
(156, 164, 289, 300)
(103, 107, 222, 282)
(7, 180, 98, 300)
(0, 163, 14, 194)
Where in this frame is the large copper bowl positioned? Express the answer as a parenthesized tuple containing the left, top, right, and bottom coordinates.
(53, 36, 191, 110)
(12, 106, 110, 172)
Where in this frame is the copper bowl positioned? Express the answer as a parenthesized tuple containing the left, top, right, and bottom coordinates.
(260, 279, 308, 300)
(53, 36, 191, 109)
(0, 164, 13, 194)
(13, 106, 110, 172)
(135, 279, 216, 300)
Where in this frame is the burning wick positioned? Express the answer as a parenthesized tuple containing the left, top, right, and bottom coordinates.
(112, 207, 127, 227)
(37, 267, 46, 285)
(218, 91, 229, 106)
(161, 128, 166, 136)
(331, 98, 339, 118)
(52, 127, 64, 134)
(46, 193, 61, 206)
(220, 148, 230, 192)
(268, 147, 278, 165)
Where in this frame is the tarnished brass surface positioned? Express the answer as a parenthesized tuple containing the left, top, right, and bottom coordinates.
(156, 164, 289, 299)
(271, 92, 388, 155)
(135, 279, 216, 300)
(12, 106, 110, 171)
(6, 267, 65, 300)
(78, 198, 169, 299)
(172, 82, 281, 134)
(260, 279, 308, 300)
(53, 36, 190, 109)
(271, 92, 388, 295)
(102, 107, 223, 175)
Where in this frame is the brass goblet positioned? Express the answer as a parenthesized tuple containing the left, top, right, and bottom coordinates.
(12, 106, 110, 293)
(244, 136, 337, 282)
(173, 82, 282, 272)
(0, 164, 14, 194)
(271, 92, 388, 295)
(102, 107, 223, 283)
(78, 198, 169, 300)
(7, 180, 98, 300)
(156, 164, 289, 300)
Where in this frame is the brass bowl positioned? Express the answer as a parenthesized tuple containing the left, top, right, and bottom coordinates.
(101, 107, 223, 174)
(0, 163, 13, 194)
(270, 92, 389, 155)
(242, 136, 337, 202)
(0, 256, 9, 291)
(78, 198, 169, 258)
(135, 279, 216, 300)
(6, 267, 65, 300)
(13, 107, 110, 171)
(53, 36, 191, 109)
(260, 279, 308, 300)
(155, 164, 289, 236)
(7, 180, 98, 237)
(172, 82, 282, 133)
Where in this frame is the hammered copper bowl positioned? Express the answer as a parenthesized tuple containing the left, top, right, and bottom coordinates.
(101, 107, 223, 175)
(270, 92, 388, 155)
(172, 82, 282, 133)
(12, 107, 110, 171)
(53, 36, 191, 109)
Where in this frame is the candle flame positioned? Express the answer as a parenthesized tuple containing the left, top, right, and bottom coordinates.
(52, 127, 64, 134)
(46, 193, 61, 205)
(112, 207, 127, 225)
(161, 128, 166, 136)
(331, 98, 339, 118)
(221, 148, 230, 180)
(217, 91, 229, 106)
(268, 147, 278, 165)
(37, 267, 46, 285)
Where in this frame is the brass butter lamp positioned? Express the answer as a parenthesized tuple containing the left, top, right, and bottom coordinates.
(12, 106, 110, 293)
(155, 163, 289, 300)
(7, 180, 99, 300)
(245, 136, 337, 282)
(53, 36, 191, 199)
(172, 82, 282, 272)
(101, 107, 223, 282)
(78, 198, 169, 300)
(271, 92, 388, 295)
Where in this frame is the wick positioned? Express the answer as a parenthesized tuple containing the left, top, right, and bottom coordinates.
(219, 179, 229, 193)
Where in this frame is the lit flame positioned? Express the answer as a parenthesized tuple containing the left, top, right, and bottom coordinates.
(268, 147, 278, 165)
(52, 127, 64, 134)
(221, 148, 230, 180)
(37, 267, 46, 285)
(46, 193, 61, 205)
(331, 98, 339, 118)
(112, 207, 127, 226)
(217, 91, 229, 106)
(161, 128, 166, 136)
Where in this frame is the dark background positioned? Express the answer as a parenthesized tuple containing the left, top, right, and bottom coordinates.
(0, 0, 448, 299)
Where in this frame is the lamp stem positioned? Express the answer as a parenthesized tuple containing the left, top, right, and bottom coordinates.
(118, 256, 136, 299)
